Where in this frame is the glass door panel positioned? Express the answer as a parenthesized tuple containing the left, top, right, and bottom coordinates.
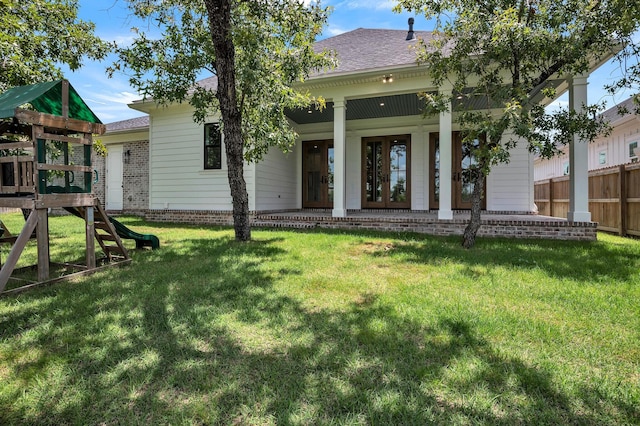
(459, 137, 480, 206)
(389, 139, 409, 205)
(327, 146, 334, 203)
(429, 133, 440, 209)
(364, 140, 383, 204)
(305, 143, 322, 204)
(362, 135, 411, 208)
(429, 132, 485, 210)
(302, 140, 333, 208)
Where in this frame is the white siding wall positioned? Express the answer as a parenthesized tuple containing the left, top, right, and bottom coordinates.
(149, 105, 256, 211)
(534, 116, 640, 180)
(255, 146, 297, 211)
(486, 137, 535, 212)
(534, 152, 567, 180)
(143, 104, 542, 214)
(410, 127, 429, 210)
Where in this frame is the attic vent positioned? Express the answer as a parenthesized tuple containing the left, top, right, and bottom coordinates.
(406, 18, 416, 41)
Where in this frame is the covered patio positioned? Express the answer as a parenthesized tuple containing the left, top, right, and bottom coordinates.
(254, 210, 596, 241)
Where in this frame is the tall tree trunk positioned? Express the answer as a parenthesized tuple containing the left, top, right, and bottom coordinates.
(462, 168, 485, 249)
(204, 0, 251, 241)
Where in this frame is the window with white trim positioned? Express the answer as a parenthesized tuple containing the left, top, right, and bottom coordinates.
(598, 151, 607, 165)
(204, 123, 222, 169)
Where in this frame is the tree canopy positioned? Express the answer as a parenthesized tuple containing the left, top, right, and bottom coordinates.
(113, 0, 333, 162)
(394, 0, 640, 247)
(113, 0, 334, 240)
(0, 0, 110, 92)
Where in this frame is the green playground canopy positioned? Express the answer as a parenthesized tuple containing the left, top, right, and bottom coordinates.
(0, 80, 102, 124)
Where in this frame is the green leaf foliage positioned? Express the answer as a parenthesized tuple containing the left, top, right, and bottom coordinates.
(395, 0, 640, 161)
(0, 0, 110, 91)
(114, 0, 335, 162)
(395, 0, 640, 247)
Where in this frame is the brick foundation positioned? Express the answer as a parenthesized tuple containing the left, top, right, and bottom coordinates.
(255, 215, 596, 241)
(132, 209, 597, 241)
(143, 209, 239, 226)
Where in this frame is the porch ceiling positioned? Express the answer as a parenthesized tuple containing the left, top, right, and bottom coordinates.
(286, 78, 566, 126)
(287, 92, 426, 125)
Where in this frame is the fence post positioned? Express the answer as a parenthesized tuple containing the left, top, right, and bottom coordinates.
(549, 179, 554, 217)
(619, 164, 627, 236)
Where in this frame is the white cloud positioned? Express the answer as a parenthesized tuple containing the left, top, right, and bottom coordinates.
(326, 24, 348, 36)
(334, 0, 395, 11)
(84, 88, 143, 121)
(93, 91, 140, 105)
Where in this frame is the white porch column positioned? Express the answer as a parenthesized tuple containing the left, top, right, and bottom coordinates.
(332, 99, 347, 218)
(568, 75, 591, 222)
(438, 90, 453, 220)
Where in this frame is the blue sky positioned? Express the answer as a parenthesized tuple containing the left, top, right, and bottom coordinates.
(65, 0, 633, 124)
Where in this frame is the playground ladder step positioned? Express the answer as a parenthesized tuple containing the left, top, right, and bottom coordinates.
(94, 222, 112, 231)
(103, 245, 125, 254)
(93, 202, 130, 261)
(62, 202, 131, 261)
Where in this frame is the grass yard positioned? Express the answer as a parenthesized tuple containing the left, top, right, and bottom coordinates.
(0, 213, 639, 425)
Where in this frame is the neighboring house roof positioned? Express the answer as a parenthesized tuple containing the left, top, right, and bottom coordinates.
(105, 115, 149, 133)
(194, 75, 218, 92)
(600, 95, 639, 124)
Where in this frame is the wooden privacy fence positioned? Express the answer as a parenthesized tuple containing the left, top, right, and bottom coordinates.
(534, 163, 640, 236)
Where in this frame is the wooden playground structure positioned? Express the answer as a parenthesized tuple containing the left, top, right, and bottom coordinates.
(0, 80, 132, 295)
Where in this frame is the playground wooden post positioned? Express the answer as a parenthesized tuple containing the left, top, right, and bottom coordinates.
(86, 206, 96, 269)
(0, 211, 38, 292)
(36, 208, 50, 282)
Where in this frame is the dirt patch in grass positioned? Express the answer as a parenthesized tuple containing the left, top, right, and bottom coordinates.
(350, 241, 396, 255)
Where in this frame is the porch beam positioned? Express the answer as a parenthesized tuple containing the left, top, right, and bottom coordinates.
(567, 75, 591, 223)
(332, 99, 347, 218)
(438, 88, 453, 220)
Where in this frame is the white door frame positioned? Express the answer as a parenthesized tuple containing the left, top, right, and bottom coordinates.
(106, 145, 124, 210)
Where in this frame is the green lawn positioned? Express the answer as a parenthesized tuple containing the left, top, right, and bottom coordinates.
(0, 214, 639, 425)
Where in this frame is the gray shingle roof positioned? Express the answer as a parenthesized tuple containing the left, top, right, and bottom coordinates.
(193, 75, 218, 92)
(111, 28, 434, 129)
(313, 28, 434, 77)
(600, 95, 639, 124)
(187, 29, 432, 84)
(105, 115, 149, 132)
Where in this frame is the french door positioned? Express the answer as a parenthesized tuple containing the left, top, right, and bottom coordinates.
(302, 140, 334, 208)
(362, 135, 411, 208)
(429, 131, 485, 210)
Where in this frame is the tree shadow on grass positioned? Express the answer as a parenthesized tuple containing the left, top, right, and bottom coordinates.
(352, 230, 640, 284)
(0, 232, 638, 424)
